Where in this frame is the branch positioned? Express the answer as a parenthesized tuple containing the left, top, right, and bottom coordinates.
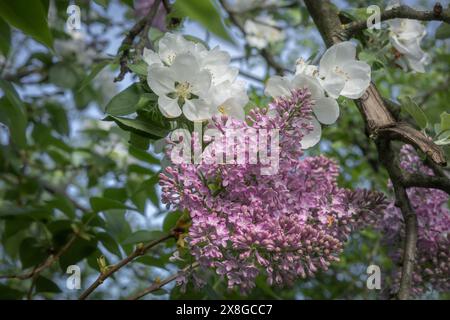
(127, 262, 198, 300)
(0, 234, 78, 280)
(344, 3, 450, 35)
(377, 141, 418, 300)
(218, 0, 288, 75)
(114, 0, 162, 82)
(402, 172, 450, 195)
(78, 232, 174, 300)
(303, 0, 447, 299)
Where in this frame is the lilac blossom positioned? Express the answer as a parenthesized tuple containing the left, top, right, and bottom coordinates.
(160, 88, 386, 292)
(380, 144, 450, 296)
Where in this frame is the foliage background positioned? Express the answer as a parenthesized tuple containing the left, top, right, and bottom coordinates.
(0, 0, 448, 299)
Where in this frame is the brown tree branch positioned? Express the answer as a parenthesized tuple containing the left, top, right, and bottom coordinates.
(114, 0, 162, 82)
(78, 232, 174, 300)
(0, 234, 78, 280)
(218, 0, 288, 75)
(344, 3, 450, 35)
(127, 262, 198, 300)
(303, 0, 448, 299)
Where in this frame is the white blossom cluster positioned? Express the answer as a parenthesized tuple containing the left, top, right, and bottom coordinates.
(266, 41, 371, 148)
(143, 33, 248, 122)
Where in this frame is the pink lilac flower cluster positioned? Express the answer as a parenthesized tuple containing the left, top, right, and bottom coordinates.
(160, 88, 386, 292)
(380, 144, 450, 296)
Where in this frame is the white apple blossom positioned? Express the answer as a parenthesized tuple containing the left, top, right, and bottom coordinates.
(147, 52, 212, 121)
(317, 41, 371, 99)
(386, 19, 429, 73)
(207, 80, 248, 120)
(144, 33, 248, 122)
(265, 74, 340, 149)
(244, 16, 285, 49)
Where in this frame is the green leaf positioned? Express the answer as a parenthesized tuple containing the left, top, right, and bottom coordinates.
(0, 0, 53, 48)
(128, 61, 148, 76)
(35, 276, 61, 293)
(440, 112, 450, 132)
(0, 96, 27, 148)
(104, 115, 170, 139)
(19, 238, 47, 269)
(0, 284, 24, 299)
(0, 17, 11, 56)
(0, 80, 27, 147)
(90, 196, 132, 212)
(173, 0, 234, 44)
(398, 96, 428, 129)
(123, 230, 165, 245)
(105, 83, 141, 116)
(59, 238, 97, 271)
(78, 60, 111, 92)
(435, 22, 450, 39)
(49, 63, 80, 89)
(163, 211, 182, 232)
(96, 232, 122, 257)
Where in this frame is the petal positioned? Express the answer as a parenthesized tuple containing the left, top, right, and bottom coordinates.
(190, 69, 212, 97)
(319, 74, 346, 99)
(340, 61, 371, 99)
(301, 117, 322, 149)
(143, 48, 162, 66)
(158, 33, 187, 64)
(313, 97, 340, 125)
(264, 76, 292, 98)
(319, 41, 356, 76)
(170, 52, 200, 82)
(158, 95, 182, 118)
(292, 74, 324, 99)
(183, 99, 212, 122)
(147, 66, 176, 95)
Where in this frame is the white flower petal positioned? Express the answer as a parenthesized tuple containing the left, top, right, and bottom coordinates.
(301, 117, 322, 149)
(313, 97, 340, 125)
(340, 61, 371, 99)
(191, 69, 212, 97)
(265, 76, 292, 98)
(147, 66, 176, 96)
(319, 41, 356, 77)
(319, 74, 346, 99)
(170, 52, 200, 82)
(143, 48, 162, 66)
(158, 95, 182, 118)
(292, 74, 324, 99)
(183, 99, 212, 122)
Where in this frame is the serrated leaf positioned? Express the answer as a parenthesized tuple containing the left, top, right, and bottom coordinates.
(440, 112, 450, 132)
(398, 96, 428, 129)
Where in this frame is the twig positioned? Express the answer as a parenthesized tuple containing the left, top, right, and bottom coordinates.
(114, 0, 162, 82)
(0, 234, 78, 280)
(127, 262, 198, 300)
(303, 0, 448, 299)
(344, 3, 450, 35)
(218, 0, 288, 75)
(78, 232, 174, 300)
